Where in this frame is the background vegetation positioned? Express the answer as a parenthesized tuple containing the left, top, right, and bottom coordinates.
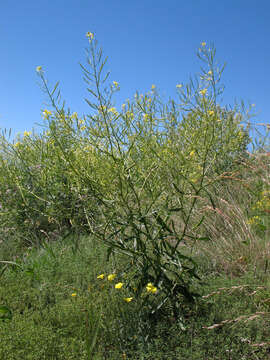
(0, 35, 269, 359)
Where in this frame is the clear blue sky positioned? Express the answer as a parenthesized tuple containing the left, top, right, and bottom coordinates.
(1, 0, 269, 140)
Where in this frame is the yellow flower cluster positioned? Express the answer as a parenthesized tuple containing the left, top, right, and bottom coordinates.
(146, 283, 157, 294)
(125, 111, 134, 120)
(71, 112, 78, 120)
(42, 109, 52, 120)
(199, 89, 207, 97)
(247, 216, 260, 225)
(108, 107, 119, 116)
(86, 32, 94, 41)
(108, 274, 116, 281)
(23, 131, 31, 137)
(96, 273, 134, 302)
(143, 114, 150, 121)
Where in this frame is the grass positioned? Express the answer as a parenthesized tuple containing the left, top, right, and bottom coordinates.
(1, 234, 270, 359)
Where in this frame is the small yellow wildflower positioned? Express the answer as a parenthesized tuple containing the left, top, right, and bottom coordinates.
(23, 131, 31, 137)
(36, 66, 42, 72)
(108, 107, 119, 116)
(71, 293, 77, 297)
(208, 110, 214, 116)
(247, 216, 260, 225)
(97, 274, 105, 279)
(115, 282, 124, 289)
(42, 110, 52, 119)
(108, 274, 116, 281)
(208, 70, 212, 75)
(146, 283, 157, 294)
(81, 126, 86, 131)
(151, 84, 156, 90)
(86, 32, 94, 41)
(71, 112, 78, 120)
(123, 297, 133, 303)
(126, 111, 134, 119)
(189, 150, 195, 158)
(14, 142, 20, 147)
(143, 114, 150, 120)
(201, 42, 206, 47)
(113, 81, 119, 88)
(176, 84, 183, 88)
(199, 89, 207, 96)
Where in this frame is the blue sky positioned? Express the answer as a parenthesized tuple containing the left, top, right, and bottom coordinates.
(1, 0, 269, 141)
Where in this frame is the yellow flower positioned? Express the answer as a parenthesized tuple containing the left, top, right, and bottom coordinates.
(123, 297, 133, 303)
(86, 32, 94, 41)
(36, 66, 42, 72)
(208, 110, 214, 116)
(189, 150, 195, 158)
(126, 111, 134, 119)
(201, 42, 206, 47)
(71, 293, 77, 297)
(151, 84, 156, 90)
(115, 282, 123, 289)
(71, 112, 78, 120)
(14, 142, 20, 147)
(146, 283, 157, 294)
(42, 110, 52, 119)
(108, 107, 119, 116)
(113, 81, 119, 88)
(208, 70, 212, 75)
(143, 114, 150, 120)
(23, 131, 31, 137)
(81, 126, 86, 131)
(199, 89, 207, 96)
(97, 274, 105, 279)
(108, 274, 116, 281)
(176, 84, 183, 88)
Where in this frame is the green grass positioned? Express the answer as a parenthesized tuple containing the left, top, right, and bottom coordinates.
(1, 235, 270, 359)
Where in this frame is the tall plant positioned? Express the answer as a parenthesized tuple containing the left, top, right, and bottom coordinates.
(35, 35, 250, 316)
